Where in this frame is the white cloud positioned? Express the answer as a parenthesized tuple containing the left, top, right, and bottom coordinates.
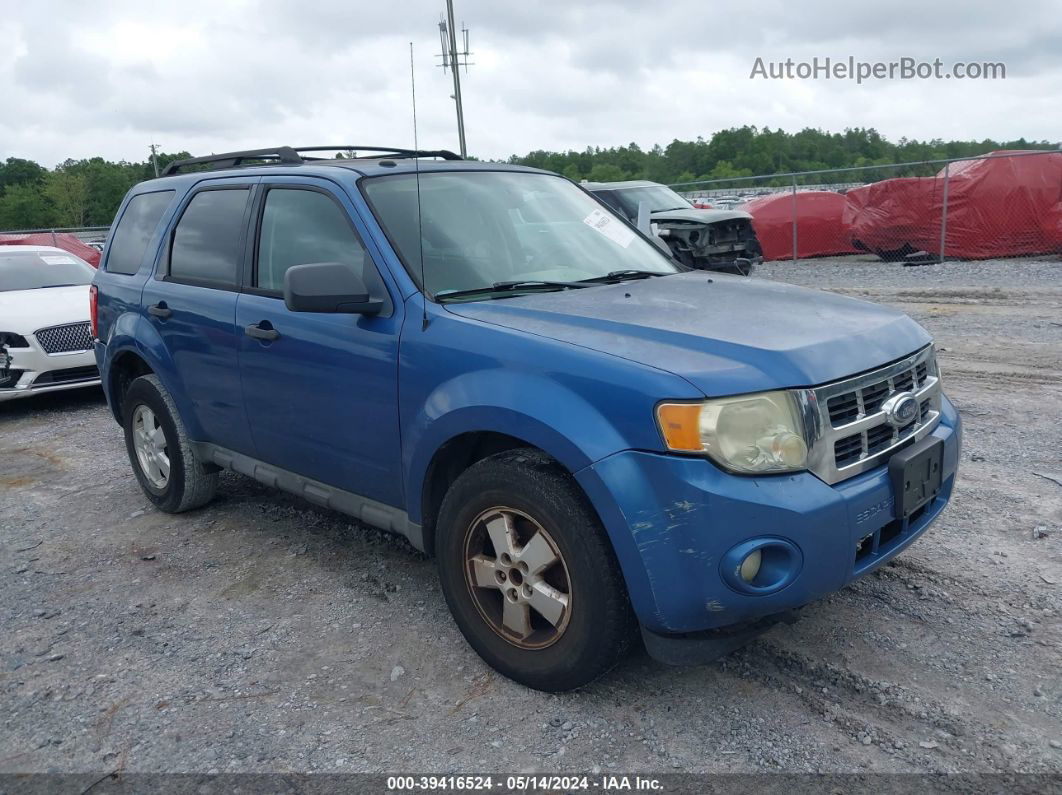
(1, 0, 1059, 169)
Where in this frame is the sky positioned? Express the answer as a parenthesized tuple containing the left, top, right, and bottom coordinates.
(2, 0, 1060, 169)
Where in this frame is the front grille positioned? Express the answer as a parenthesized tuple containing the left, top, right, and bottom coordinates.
(826, 354, 933, 427)
(35, 322, 93, 354)
(805, 345, 942, 484)
(31, 365, 100, 386)
(854, 501, 932, 574)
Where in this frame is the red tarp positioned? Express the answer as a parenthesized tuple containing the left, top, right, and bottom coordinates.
(1043, 202, 1062, 252)
(742, 190, 858, 260)
(843, 150, 1062, 259)
(0, 232, 101, 267)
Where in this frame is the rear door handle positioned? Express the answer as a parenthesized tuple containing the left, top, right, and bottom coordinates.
(244, 323, 280, 341)
(148, 303, 171, 319)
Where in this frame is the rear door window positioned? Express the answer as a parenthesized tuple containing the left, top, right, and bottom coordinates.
(169, 188, 250, 288)
(105, 191, 175, 275)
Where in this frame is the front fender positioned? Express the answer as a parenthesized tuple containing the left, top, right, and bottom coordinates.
(98, 312, 198, 436)
(403, 368, 628, 525)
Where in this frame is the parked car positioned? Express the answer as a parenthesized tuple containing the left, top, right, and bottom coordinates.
(585, 180, 762, 275)
(94, 146, 961, 691)
(0, 232, 103, 267)
(0, 245, 101, 401)
(742, 190, 859, 261)
(844, 150, 1062, 260)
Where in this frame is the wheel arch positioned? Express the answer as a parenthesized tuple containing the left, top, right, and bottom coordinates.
(107, 349, 154, 423)
(418, 430, 544, 556)
(102, 314, 195, 434)
(404, 369, 639, 555)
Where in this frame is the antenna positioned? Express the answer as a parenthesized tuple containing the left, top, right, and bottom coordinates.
(436, 0, 473, 158)
(411, 42, 428, 331)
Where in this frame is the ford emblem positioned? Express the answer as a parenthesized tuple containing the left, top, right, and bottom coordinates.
(881, 392, 919, 427)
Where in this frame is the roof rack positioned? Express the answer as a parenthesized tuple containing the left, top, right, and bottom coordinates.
(294, 146, 462, 161)
(160, 145, 462, 177)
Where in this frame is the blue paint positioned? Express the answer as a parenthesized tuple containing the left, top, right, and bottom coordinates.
(94, 157, 962, 639)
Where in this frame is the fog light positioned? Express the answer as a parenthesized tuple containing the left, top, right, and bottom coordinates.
(721, 537, 803, 595)
(739, 549, 762, 583)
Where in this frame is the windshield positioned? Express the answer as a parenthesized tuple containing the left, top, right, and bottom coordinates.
(612, 185, 692, 216)
(0, 251, 95, 292)
(362, 171, 680, 298)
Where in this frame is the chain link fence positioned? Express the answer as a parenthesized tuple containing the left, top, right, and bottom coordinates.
(671, 149, 1062, 264)
(5, 153, 1061, 267)
(0, 226, 110, 246)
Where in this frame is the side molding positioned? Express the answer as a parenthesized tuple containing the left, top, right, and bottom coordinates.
(193, 443, 425, 552)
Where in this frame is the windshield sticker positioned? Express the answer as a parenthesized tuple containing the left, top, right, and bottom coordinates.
(583, 208, 635, 248)
(40, 255, 78, 265)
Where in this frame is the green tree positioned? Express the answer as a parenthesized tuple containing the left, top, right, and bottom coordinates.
(587, 163, 626, 183)
(45, 170, 90, 227)
(0, 182, 56, 229)
(0, 157, 47, 194)
(561, 164, 583, 182)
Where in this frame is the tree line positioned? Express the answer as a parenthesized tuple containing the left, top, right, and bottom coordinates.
(2, 127, 1057, 230)
(0, 151, 190, 231)
(508, 126, 1058, 188)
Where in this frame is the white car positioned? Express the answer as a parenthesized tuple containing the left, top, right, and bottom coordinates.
(0, 245, 101, 402)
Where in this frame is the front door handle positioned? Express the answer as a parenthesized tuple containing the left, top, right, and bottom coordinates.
(148, 303, 171, 319)
(245, 323, 280, 341)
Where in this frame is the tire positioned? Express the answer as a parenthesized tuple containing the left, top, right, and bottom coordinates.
(122, 374, 218, 513)
(436, 449, 634, 691)
(873, 244, 915, 262)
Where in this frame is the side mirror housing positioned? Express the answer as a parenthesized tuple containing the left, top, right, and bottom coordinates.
(283, 262, 383, 315)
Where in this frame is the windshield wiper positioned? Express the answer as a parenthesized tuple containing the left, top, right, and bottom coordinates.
(39, 283, 81, 289)
(577, 270, 668, 284)
(436, 280, 591, 302)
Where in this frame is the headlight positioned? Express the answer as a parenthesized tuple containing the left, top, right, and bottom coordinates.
(656, 390, 808, 474)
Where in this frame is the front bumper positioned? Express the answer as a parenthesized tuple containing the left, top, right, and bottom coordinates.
(0, 343, 100, 402)
(575, 394, 961, 650)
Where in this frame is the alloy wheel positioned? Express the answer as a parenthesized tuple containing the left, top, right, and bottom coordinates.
(132, 404, 170, 489)
(462, 507, 572, 649)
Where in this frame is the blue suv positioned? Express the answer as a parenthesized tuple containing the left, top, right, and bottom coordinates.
(92, 146, 961, 691)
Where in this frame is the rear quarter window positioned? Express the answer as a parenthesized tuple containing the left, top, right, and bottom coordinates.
(105, 191, 175, 275)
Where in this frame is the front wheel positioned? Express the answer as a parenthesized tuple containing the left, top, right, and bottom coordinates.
(436, 449, 633, 691)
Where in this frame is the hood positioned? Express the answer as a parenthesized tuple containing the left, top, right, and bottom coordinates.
(651, 208, 752, 225)
(445, 272, 930, 396)
(0, 285, 91, 334)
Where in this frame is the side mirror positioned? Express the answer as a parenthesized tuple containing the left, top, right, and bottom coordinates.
(283, 262, 383, 315)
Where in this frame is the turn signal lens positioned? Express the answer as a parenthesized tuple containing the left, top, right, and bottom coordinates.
(655, 403, 704, 452)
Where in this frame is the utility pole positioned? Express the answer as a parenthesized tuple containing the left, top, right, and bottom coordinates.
(436, 0, 472, 158)
(149, 142, 160, 178)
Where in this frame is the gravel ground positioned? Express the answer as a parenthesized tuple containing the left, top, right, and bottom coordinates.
(1, 255, 1061, 776)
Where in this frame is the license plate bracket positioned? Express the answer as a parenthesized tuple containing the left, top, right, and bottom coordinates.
(889, 436, 944, 519)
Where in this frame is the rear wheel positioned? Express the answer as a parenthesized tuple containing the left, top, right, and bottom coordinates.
(122, 374, 217, 513)
(436, 449, 633, 691)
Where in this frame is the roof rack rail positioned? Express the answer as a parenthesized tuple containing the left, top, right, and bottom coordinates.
(160, 145, 462, 177)
(293, 146, 462, 161)
(160, 147, 302, 176)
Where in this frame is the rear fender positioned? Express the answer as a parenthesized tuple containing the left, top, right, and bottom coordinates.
(100, 312, 197, 435)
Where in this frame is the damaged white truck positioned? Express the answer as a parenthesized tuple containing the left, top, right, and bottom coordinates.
(585, 180, 762, 275)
